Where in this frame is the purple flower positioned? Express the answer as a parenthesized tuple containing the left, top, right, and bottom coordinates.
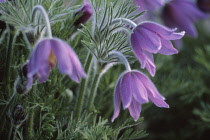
(27, 38, 86, 88)
(134, 0, 164, 11)
(162, 0, 207, 37)
(112, 70, 169, 122)
(130, 21, 185, 76)
(0, 0, 5, 3)
(197, 0, 210, 13)
(74, 0, 93, 25)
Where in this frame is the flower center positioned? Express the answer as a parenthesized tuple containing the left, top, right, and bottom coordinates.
(48, 51, 56, 68)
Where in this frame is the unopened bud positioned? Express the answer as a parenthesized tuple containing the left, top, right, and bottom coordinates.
(12, 105, 26, 127)
(62, 89, 74, 103)
(74, 0, 93, 26)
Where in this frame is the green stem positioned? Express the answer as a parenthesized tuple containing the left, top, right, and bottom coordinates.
(88, 72, 102, 111)
(75, 53, 93, 119)
(28, 108, 34, 139)
(13, 128, 17, 140)
(32, 5, 52, 38)
(4, 30, 18, 97)
(112, 18, 137, 28)
(8, 123, 14, 140)
(0, 92, 16, 126)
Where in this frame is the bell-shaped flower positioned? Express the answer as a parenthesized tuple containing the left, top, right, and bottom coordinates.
(26, 38, 86, 88)
(130, 21, 185, 76)
(197, 0, 210, 13)
(74, 0, 93, 25)
(112, 70, 169, 122)
(134, 0, 164, 11)
(162, 0, 207, 37)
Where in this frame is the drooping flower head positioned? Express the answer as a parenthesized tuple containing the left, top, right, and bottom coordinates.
(74, 0, 93, 25)
(162, 0, 207, 37)
(27, 38, 86, 88)
(130, 21, 185, 76)
(134, 0, 164, 11)
(197, 0, 210, 13)
(112, 70, 169, 122)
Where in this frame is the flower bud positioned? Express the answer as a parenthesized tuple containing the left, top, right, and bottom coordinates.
(74, 0, 93, 26)
(15, 62, 30, 94)
(21, 63, 28, 78)
(12, 105, 26, 127)
(62, 89, 74, 103)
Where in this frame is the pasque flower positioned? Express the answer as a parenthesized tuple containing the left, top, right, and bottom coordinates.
(74, 0, 93, 25)
(131, 21, 185, 76)
(134, 0, 164, 11)
(162, 0, 206, 37)
(112, 70, 169, 122)
(27, 38, 86, 88)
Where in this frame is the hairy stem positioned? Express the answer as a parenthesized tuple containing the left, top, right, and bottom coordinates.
(32, 5, 52, 38)
(4, 30, 19, 97)
(0, 92, 16, 129)
(75, 53, 93, 119)
(112, 18, 137, 28)
(8, 123, 14, 140)
(28, 108, 34, 139)
(109, 51, 131, 71)
(88, 72, 101, 111)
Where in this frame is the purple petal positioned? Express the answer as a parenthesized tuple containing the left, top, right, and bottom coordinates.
(162, 1, 204, 37)
(131, 35, 147, 68)
(27, 39, 51, 88)
(158, 39, 178, 55)
(135, 71, 165, 100)
(50, 38, 86, 83)
(131, 33, 156, 70)
(131, 72, 149, 103)
(147, 90, 169, 108)
(143, 51, 156, 76)
(128, 99, 142, 121)
(111, 80, 121, 122)
(176, 1, 207, 21)
(120, 73, 132, 109)
(132, 26, 161, 53)
(140, 22, 185, 40)
(145, 62, 156, 77)
(67, 48, 87, 82)
(37, 64, 51, 83)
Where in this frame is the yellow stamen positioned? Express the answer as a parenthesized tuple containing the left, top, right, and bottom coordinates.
(48, 51, 56, 68)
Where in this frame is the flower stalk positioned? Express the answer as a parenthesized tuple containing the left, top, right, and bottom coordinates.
(112, 18, 137, 28)
(4, 29, 19, 96)
(88, 72, 101, 111)
(88, 51, 131, 111)
(75, 53, 93, 119)
(32, 5, 52, 38)
(108, 51, 131, 71)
